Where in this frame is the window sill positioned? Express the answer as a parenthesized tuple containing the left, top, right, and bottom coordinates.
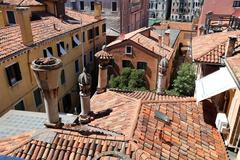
(9, 80, 22, 88)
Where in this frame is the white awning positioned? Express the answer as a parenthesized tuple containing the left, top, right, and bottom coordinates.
(46, 48, 52, 57)
(73, 35, 80, 45)
(60, 44, 66, 55)
(195, 67, 237, 102)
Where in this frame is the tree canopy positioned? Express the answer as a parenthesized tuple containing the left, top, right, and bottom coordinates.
(167, 63, 196, 96)
(109, 67, 146, 90)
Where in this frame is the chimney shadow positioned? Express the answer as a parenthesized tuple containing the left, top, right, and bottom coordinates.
(90, 108, 113, 120)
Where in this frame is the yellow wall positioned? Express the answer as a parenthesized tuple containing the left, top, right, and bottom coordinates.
(0, 20, 106, 115)
(227, 88, 240, 146)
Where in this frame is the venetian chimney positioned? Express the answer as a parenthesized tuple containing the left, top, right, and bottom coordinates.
(156, 57, 168, 95)
(78, 68, 92, 120)
(16, 7, 33, 46)
(31, 57, 63, 125)
(225, 36, 237, 57)
(94, 1, 102, 20)
(95, 50, 113, 94)
(163, 29, 170, 47)
(0, 11, 5, 27)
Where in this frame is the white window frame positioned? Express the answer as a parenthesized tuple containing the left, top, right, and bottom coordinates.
(125, 46, 133, 55)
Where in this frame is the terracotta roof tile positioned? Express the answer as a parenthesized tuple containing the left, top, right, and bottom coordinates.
(0, 9, 102, 62)
(90, 91, 141, 138)
(107, 27, 174, 60)
(95, 50, 113, 60)
(1, 0, 43, 6)
(132, 101, 228, 160)
(193, 30, 240, 64)
(110, 89, 195, 101)
(6, 129, 137, 159)
(0, 90, 227, 160)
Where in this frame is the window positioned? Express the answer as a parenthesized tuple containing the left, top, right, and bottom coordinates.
(91, 1, 95, 11)
(62, 94, 72, 113)
(112, 2, 117, 11)
(43, 47, 53, 57)
(82, 31, 85, 42)
(84, 55, 87, 66)
(90, 51, 94, 62)
(95, 27, 99, 36)
(72, 34, 80, 48)
(61, 70, 66, 84)
(75, 60, 80, 73)
(122, 60, 132, 68)
(72, 2, 77, 10)
(80, 1, 84, 10)
(137, 62, 147, 70)
(34, 88, 42, 107)
(5, 63, 22, 86)
(102, 24, 106, 33)
(6, 11, 16, 24)
(15, 100, 25, 111)
(57, 42, 66, 56)
(233, 1, 240, 7)
(125, 46, 132, 55)
(88, 29, 94, 40)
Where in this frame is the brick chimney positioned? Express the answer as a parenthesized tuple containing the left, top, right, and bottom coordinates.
(225, 36, 237, 57)
(158, 35, 163, 47)
(78, 68, 92, 121)
(163, 29, 170, 47)
(16, 7, 33, 46)
(94, 1, 102, 19)
(31, 57, 63, 126)
(0, 11, 5, 27)
(95, 50, 113, 94)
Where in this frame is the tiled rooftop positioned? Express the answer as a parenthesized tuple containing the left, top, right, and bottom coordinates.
(226, 53, 240, 85)
(107, 27, 174, 60)
(192, 31, 240, 64)
(1, 0, 43, 6)
(133, 101, 227, 160)
(4, 129, 138, 159)
(0, 90, 228, 159)
(0, 9, 102, 62)
(95, 50, 113, 60)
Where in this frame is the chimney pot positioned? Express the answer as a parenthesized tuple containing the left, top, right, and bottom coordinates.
(225, 36, 237, 57)
(94, 2, 102, 19)
(16, 7, 33, 46)
(31, 57, 63, 125)
(163, 29, 170, 47)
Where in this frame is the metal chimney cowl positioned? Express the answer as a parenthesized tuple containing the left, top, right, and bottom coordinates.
(31, 57, 63, 126)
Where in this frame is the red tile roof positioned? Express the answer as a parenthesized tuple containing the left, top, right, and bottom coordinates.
(107, 28, 174, 60)
(132, 101, 227, 160)
(0, 90, 228, 160)
(193, 31, 240, 64)
(2, 0, 43, 6)
(5, 129, 138, 159)
(226, 54, 240, 84)
(0, 9, 103, 62)
(90, 91, 142, 138)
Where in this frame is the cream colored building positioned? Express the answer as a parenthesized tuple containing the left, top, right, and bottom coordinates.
(0, 0, 106, 115)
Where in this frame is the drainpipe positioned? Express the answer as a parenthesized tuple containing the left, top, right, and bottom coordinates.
(31, 57, 63, 126)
